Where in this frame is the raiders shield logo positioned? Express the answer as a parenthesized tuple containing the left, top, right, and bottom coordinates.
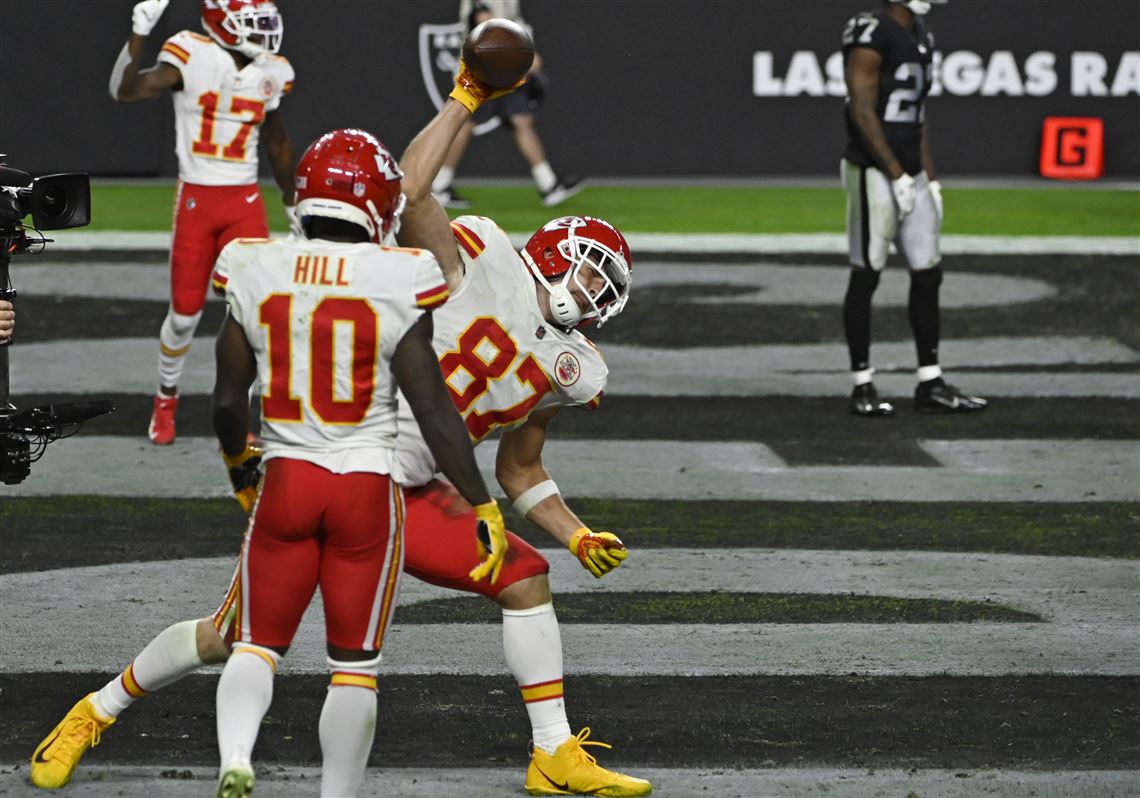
(417, 21, 501, 137)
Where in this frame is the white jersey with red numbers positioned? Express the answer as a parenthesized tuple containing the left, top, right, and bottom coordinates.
(158, 30, 294, 185)
(218, 237, 450, 480)
(395, 215, 607, 487)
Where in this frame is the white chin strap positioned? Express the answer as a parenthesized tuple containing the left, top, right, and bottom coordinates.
(545, 283, 583, 328)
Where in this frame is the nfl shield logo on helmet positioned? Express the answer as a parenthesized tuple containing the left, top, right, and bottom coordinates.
(417, 21, 501, 136)
(555, 352, 581, 387)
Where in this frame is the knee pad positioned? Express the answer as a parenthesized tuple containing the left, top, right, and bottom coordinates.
(163, 309, 203, 338)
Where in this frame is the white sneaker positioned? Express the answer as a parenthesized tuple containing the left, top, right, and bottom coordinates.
(541, 176, 585, 207)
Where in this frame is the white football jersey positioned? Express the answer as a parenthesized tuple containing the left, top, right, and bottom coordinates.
(158, 30, 294, 185)
(218, 237, 450, 479)
(395, 216, 607, 487)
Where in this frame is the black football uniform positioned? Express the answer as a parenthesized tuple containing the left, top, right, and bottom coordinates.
(841, 9, 934, 176)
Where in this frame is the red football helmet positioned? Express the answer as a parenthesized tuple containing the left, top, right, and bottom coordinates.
(521, 216, 632, 328)
(294, 129, 406, 246)
(201, 0, 283, 59)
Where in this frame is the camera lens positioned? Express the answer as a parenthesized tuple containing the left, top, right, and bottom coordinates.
(40, 185, 72, 221)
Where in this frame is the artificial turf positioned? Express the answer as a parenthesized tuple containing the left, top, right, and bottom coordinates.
(84, 183, 1140, 236)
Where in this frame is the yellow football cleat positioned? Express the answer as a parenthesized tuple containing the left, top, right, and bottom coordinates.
(216, 763, 255, 798)
(525, 728, 652, 797)
(30, 693, 115, 789)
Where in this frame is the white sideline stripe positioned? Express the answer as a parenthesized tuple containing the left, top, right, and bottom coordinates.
(3, 551, 1136, 676)
(13, 261, 1059, 310)
(11, 336, 1137, 397)
(3, 437, 1137, 502)
(2, 766, 1135, 798)
(45, 229, 1140, 255)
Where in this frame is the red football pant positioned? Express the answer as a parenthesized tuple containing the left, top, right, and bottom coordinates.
(232, 459, 405, 652)
(169, 181, 268, 315)
(403, 480, 550, 598)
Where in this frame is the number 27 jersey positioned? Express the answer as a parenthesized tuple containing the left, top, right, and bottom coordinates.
(395, 216, 607, 488)
(841, 10, 935, 175)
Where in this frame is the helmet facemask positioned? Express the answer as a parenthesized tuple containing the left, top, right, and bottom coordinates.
(526, 232, 631, 329)
(207, 1, 283, 59)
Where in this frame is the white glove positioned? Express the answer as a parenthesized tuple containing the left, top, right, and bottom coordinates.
(927, 179, 943, 225)
(284, 205, 303, 238)
(891, 173, 916, 218)
(132, 0, 169, 36)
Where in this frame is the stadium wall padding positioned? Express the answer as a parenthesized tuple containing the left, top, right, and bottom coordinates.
(4, 0, 1137, 178)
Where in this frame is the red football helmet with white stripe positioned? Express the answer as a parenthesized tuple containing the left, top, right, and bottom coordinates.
(201, 0, 283, 59)
(294, 129, 406, 246)
(521, 216, 633, 328)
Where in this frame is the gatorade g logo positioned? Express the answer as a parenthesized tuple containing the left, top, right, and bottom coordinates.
(1039, 117, 1104, 180)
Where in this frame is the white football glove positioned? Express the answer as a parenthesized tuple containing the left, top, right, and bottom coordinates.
(132, 0, 169, 36)
(284, 205, 303, 238)
(892, 173, 917, 218)
(927, 179, 944, 225)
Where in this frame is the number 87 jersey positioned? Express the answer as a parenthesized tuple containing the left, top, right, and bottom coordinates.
(158, 29, 294, 185)
(395, 216, 609, 489)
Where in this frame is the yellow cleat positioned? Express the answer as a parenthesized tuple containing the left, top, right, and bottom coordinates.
(525, 728, 652, 797)
(30, 693, 115, 789)
(216, 763, 255, 798)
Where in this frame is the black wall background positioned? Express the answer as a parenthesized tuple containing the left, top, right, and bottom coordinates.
(3, 0, 1138, 178)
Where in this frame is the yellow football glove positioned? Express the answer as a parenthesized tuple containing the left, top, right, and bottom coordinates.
(449, 59, 526, 113)
(468, 499, 509, 585)
(569, 527, 628, 579)
(221, 442, 263, 513)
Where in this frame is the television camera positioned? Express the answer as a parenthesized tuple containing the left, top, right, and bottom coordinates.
(0, 158, 113, 485)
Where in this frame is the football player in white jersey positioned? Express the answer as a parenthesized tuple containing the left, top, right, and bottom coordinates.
(30, 129, 509, 798)
(31, 58, 648, 798)
(108, 0, 298, 445)
(390, 61, 652, 797)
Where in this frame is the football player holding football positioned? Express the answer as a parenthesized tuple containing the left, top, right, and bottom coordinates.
(30, 59, 650, 798)
(841, 0, 986, 415)
(108, 0, 297, 445)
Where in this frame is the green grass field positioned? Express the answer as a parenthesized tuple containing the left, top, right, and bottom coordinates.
(86, 183, 1140, 236)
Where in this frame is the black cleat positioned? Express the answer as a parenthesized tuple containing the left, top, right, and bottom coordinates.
(433, 188, 471, 209)
(914, 378, 987, 413)
(849, 383, 894, 416)
(541, 175, 585, 207)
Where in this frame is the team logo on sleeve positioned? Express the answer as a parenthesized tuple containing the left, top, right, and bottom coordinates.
(259, 78, 275, 98)
(555, 352, 581, 386)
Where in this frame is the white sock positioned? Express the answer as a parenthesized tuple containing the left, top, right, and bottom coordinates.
(503, 603, 572, 754)
(851, 368, 874, 387)
(432, 166, 455, 194)
(531, 162, 557, 193)
(216, 645, 278, 769)
(157, 308, 203, 389)
(917, 364, 943, 383)
(320, 656, 381, 798)
(93, 619, 203, 718)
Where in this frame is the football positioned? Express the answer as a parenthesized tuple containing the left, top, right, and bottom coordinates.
(461, 18, 535, 89)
